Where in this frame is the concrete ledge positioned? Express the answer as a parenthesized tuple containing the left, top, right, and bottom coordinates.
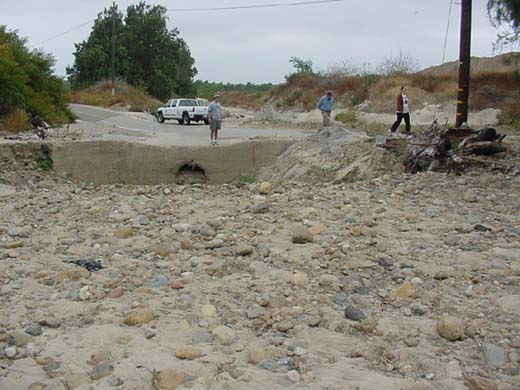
(0, 138, 296, 185)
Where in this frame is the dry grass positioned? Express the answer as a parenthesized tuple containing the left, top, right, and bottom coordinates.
(335, 110, 358, 126)
(0, 109, 30, 133)
(268, 74, 319, 110)
(469, 72, 519, 110)
(218, 91, 270, 110)
(498, 96, 520, 128)
(268, 71, 519, 119)
(367, 75, 457, 112)
(68, 80, 163, 112)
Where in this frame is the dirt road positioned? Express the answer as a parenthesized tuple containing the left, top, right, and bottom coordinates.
(70, 104, 310, 146)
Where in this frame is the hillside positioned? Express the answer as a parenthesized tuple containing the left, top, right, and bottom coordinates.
(67, 80, 163, 112)
(420, 52, 520, 76)
(249, 53, 520, 129)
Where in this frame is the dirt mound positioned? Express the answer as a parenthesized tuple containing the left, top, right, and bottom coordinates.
(259, 127, 403, 183)
(419, 52, 520, 76)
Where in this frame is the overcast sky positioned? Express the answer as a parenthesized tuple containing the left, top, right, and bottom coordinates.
(1, 0, 507, 83)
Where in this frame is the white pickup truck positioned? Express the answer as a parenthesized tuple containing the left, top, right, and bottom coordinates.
(156, 98, 208, 125)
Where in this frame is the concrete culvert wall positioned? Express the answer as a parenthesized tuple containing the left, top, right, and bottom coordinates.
(34, 138, 297, 185)
(176, 162, 207, 185)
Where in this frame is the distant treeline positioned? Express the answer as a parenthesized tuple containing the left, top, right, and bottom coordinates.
(194, 80, 274, 99)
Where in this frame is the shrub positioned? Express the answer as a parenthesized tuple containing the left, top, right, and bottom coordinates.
(498, 97, 520, 128)
(269, 69, 520, 115)
(282, 90, 304, 107)
(411, 74, 455, 93)
(237, 174, 255, 183)
(376, 52, 420, 76)
(129, 104, 144, 112)
(0, 26, 73, 128)
(470, 72, 518, 110)
(287, 57, 315, 79)
(0, 109, 30, 133)
(214, 91, 270, 110)
(335, 110, 358, 125)
(36, 147, 53, 171)
(68, 80, 163, 111)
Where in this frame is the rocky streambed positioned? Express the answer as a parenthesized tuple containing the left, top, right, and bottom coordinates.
(0, 139, 519, 390)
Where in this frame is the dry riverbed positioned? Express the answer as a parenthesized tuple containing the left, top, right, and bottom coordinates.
(1, 134, 519, 390)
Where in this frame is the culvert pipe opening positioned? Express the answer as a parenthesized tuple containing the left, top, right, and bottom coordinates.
(175, 162, 208, 184)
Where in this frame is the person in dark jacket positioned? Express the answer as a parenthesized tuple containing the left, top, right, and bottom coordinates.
(389, 85, 411, 136)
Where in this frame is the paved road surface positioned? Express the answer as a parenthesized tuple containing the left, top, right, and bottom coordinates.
(70, 104, 309, 145)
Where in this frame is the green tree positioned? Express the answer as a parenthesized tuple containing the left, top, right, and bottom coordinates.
(66, 6, 128, 89)
(0, 26, 72, 125)
(67, 2, 197, 100)
(488, 0, 520, 46)
(289, 57, 314, 75)
(193, 80, 273, 100)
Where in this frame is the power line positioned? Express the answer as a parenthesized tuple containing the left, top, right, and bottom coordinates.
(29, 0, 343, 46)
(111, 1, 116, 97)
(32, 19, 94, 47)
(434, 0, 455, 122)
(167, 0, 345, 12)
(442, 0, 454, 64)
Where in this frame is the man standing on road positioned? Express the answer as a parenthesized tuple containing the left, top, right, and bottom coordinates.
(208, 95, 222, 145)
(317, 91, 334, 127)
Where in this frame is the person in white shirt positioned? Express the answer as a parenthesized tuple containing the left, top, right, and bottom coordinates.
(389, 85, 411, 136)
(208, 95, 222, 145)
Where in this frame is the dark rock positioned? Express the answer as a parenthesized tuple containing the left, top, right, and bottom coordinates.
(333, 292, 349, 306)
(377, 257, 394, 268)
(344, 305, 366, 322)
(25, 324, 43, 336)
(474, 224, 491, 232)
(64, 259, 103, 272)
(434, 271, 448, 281)
(38, 319, 61, 329)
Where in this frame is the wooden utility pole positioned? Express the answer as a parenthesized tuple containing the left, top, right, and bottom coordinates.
(111, 1, 116, 97)
(455, 0, 472, 128)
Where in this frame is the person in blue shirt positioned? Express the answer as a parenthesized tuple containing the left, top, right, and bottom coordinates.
(317, 91, 334, 127)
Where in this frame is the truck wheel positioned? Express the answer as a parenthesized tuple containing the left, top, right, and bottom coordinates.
(177, 120, 183, 124)
(182, 113, 191, 125)
(157, 112, 165, 123)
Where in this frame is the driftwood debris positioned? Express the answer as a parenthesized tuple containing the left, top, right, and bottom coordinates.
(30, 115, 49, 140)
(381, 123, 513, 174)
(461, 141, 506, 156)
